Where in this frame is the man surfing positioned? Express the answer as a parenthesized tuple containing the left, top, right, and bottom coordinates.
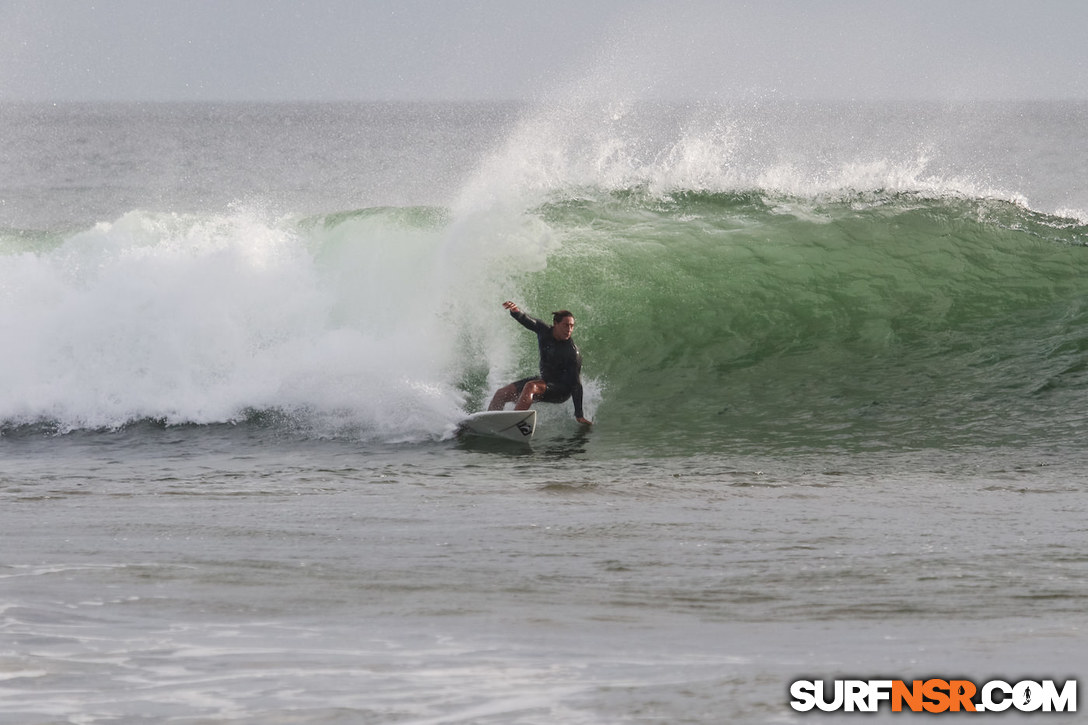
(488, 301, 592, 425)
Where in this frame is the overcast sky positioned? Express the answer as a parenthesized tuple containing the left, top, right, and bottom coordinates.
(1, 0, 1086, 102)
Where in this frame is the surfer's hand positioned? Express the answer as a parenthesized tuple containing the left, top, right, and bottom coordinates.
(502, 300, 519, 313)
(576, 417, 593, 425)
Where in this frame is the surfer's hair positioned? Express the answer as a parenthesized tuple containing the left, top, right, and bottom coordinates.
(552, 310, 574, 324)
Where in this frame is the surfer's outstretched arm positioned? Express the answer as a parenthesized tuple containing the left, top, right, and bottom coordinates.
(502, 301, 549, 333)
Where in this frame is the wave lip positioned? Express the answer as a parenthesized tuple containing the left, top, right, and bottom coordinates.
(453, 100, 1088, 222)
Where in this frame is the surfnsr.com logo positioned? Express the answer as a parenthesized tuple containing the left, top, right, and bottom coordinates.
(789, 678, 1077, 713)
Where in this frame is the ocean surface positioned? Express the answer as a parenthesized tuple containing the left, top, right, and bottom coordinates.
(2, 100, 1087, 723)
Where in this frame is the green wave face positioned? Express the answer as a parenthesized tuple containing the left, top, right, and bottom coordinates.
(519, 192, 1088, 454)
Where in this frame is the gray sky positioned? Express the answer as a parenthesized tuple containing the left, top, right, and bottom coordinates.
(1, 0, 1086, 102)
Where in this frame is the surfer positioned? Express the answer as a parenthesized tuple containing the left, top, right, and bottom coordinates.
(488, 301, 592, 425)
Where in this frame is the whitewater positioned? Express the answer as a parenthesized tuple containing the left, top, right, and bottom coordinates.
(2, 100, 1086, 723)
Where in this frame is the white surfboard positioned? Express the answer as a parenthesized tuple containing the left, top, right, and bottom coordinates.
(458, 410, 537, 442)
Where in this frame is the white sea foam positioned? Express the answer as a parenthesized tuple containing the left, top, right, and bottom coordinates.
(0, 207, 516, 439)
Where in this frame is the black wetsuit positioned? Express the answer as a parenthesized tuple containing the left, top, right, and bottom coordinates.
(510, 310, 585, 419)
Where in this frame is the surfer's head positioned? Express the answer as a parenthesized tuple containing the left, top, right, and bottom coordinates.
(551, 310, 575, 340)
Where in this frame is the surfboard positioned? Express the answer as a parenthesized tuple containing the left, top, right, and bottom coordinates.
(458, 410, 537, 442)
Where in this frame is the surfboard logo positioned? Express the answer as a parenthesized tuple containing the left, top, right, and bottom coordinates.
(459, 410, 536, 442)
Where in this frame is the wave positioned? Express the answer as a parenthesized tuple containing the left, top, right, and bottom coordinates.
(3, 186, 1087, 454)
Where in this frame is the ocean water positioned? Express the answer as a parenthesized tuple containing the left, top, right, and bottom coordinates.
(1, 100, 1087, 723)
